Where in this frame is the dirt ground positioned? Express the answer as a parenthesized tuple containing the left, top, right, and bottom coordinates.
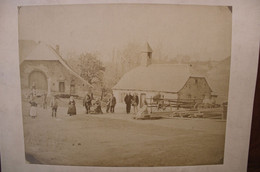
(22, 100, 226, 167)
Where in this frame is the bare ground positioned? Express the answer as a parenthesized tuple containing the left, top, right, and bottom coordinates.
(22, 101, 226, 167)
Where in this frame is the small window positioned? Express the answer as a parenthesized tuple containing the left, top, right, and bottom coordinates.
(59, 82, 65, 92)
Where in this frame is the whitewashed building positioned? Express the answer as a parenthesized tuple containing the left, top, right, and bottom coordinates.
(112, 43, 214, 107)
(19, 40, 92, 96)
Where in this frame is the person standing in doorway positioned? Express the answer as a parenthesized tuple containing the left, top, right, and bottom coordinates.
(124, 93, 132, 114)
(132, 93, 139, 114)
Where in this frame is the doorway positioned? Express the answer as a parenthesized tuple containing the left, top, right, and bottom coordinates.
(140, 93, 146, 108)
(29, 70, 47, 90)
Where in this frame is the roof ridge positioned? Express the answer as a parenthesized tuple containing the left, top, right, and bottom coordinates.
(47, 44, 93, 88)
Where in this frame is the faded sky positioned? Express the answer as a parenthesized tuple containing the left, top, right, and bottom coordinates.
(18, 4, 232, 62)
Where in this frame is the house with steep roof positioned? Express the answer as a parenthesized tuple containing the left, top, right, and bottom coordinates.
(19, 40, 92, 96)
(112, 43, 214, 107)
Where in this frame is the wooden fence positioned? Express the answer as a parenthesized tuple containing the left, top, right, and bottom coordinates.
(145, 97, 226, 120)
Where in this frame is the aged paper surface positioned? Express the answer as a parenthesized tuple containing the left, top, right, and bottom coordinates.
(1, 0, 260, 172)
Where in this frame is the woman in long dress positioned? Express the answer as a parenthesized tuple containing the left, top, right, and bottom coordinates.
(67, 96, 76, 116)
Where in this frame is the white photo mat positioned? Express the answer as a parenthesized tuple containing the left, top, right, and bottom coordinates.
(0, 0, 260, 172)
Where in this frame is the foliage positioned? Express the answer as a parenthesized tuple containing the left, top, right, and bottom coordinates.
(65, 53, 106, 98)
(78, 53, 105, 86)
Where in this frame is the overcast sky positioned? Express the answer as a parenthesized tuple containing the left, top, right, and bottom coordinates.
(18, 4, 232, 62)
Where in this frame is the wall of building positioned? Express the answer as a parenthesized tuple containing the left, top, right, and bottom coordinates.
(20, 60, 89, 96)
(178, 77, 212, 102)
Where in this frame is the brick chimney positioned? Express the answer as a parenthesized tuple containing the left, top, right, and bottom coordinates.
(55, 45, 60, 55)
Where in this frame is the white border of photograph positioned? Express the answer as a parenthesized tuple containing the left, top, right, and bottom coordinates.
(0, 0, 260, 172)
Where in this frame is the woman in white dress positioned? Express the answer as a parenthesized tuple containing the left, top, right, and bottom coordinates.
(29, 93, 37, 118)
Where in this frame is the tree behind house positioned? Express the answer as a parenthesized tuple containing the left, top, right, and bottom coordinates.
(66, 53, 106, 99)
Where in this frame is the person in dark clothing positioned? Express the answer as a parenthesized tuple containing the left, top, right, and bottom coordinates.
(83, 93, 91, 114)
(50, 96, 58, 118)
(124, 93, 132, 114)
(94, 99, 103, 114)
(110, 94, 116, 113)
(67, 96, 76, 116)
(132, 93, 139, 114)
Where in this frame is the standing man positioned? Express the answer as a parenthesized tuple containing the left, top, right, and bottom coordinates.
(83, 93, 91, 114)
(106, 97, 111, 113)
(132, 93, 139, 114)
(50, 96, 58, 118)
(110, 94, 116, 113)
(124, 93, 132, 114)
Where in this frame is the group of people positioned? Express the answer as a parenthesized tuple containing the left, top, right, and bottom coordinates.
(28, 92, 104, 119)
(28, 91, 59, 118)
(28, 81, 116, 118)
(124, 93, 139, 114)
(28, 87, 159, 119)
(83, 93, 106, 114)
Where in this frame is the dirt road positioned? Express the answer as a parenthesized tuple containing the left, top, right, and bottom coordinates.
(22, 102, 226, 166)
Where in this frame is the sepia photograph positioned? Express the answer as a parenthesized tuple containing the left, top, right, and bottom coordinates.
(18, 4, 232, 166)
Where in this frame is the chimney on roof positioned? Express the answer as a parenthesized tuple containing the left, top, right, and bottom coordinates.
(140, 42, 153, 67)
(55, 45, 60, 55)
